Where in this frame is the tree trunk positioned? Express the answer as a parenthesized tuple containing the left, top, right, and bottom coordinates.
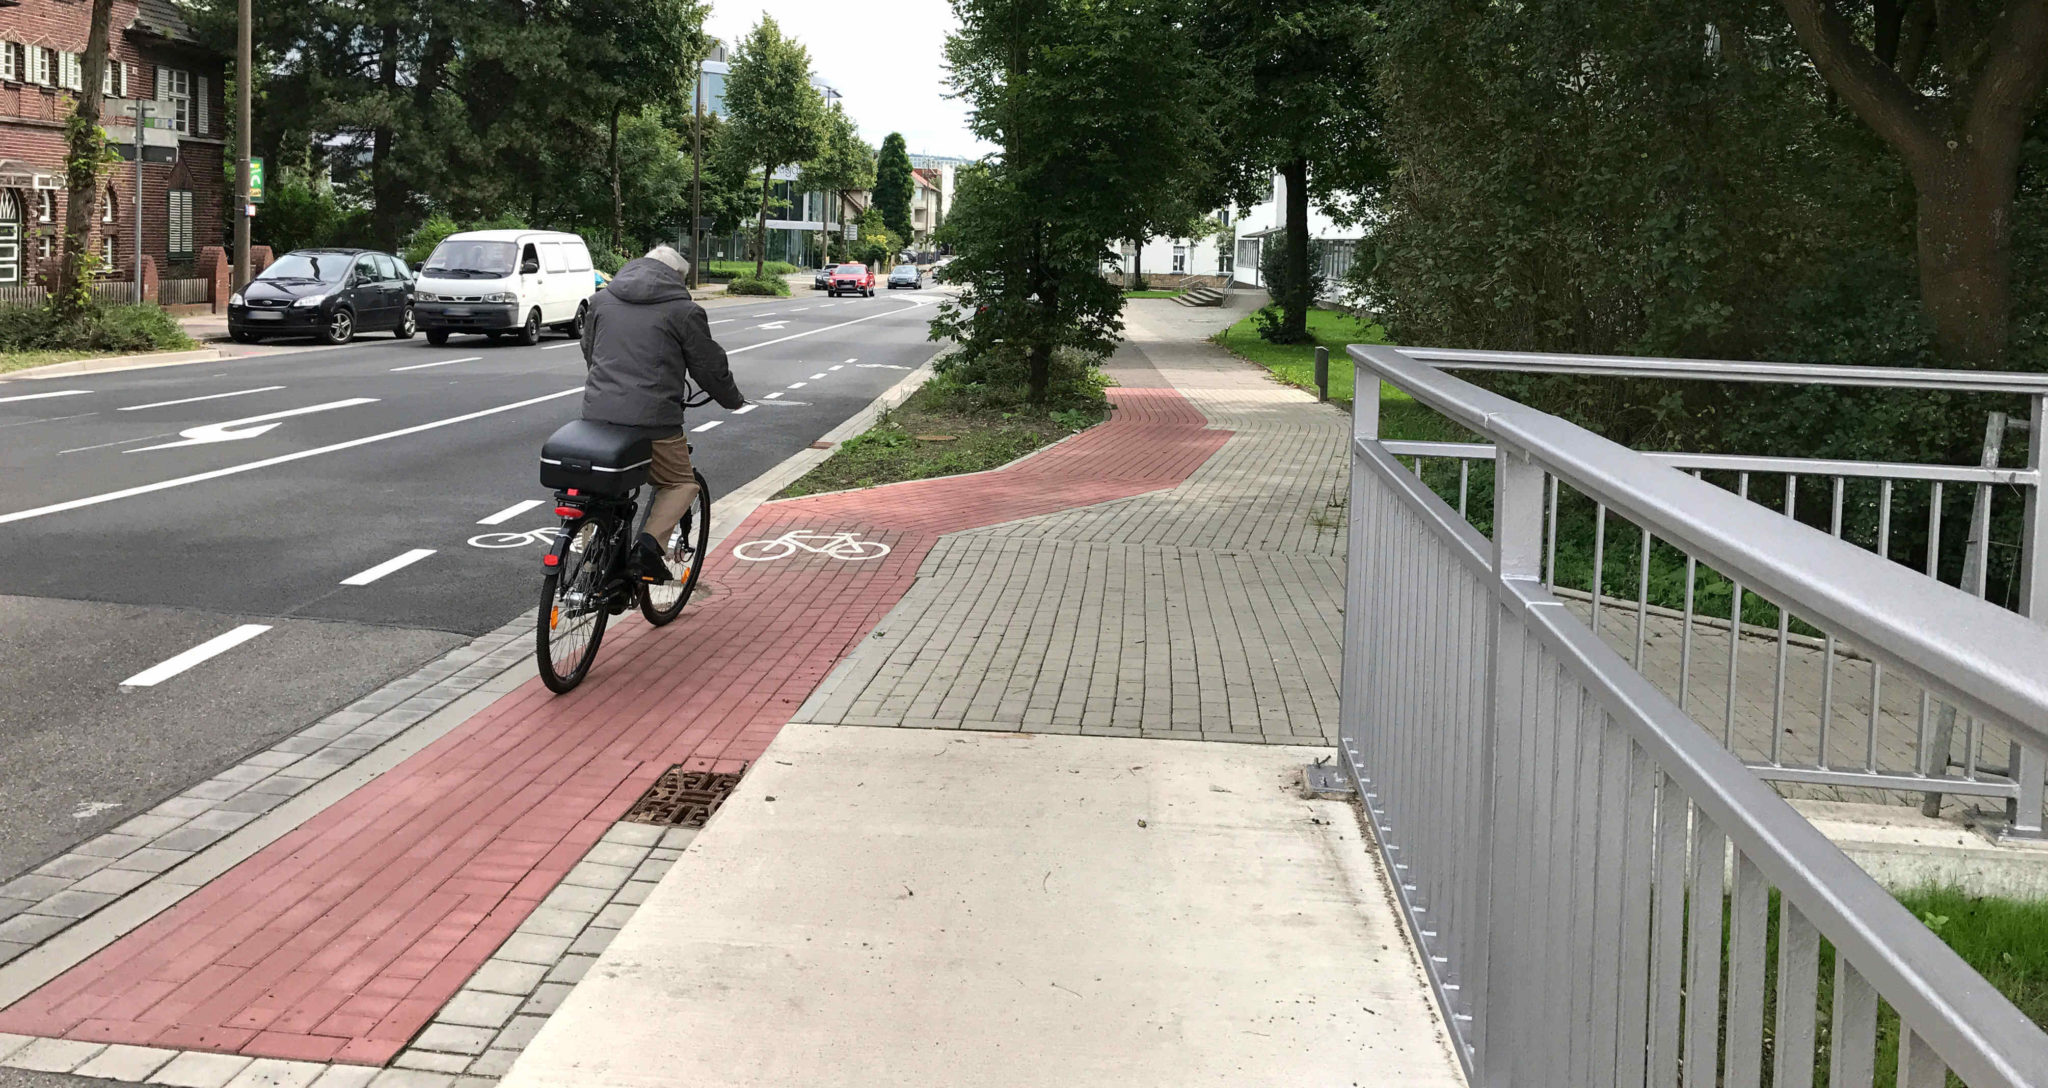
(1028, 279, 1058, 405)
(54, 0, 115, 315)
(755, 162, 773, 279)
(1913, 157, 2018, 368)
(368, 25, 403, 252)
(609, 100, 624, 256)
(1131, 238, 1143, 289)
(1282, 155, 1311, 340)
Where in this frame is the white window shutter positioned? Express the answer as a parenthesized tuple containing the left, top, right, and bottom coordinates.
(197, 75, 209, 135)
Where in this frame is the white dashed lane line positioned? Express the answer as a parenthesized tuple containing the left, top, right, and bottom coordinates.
(691, 420, 723, 432)
(542, 342, 582, 351)
(764, 392, 784, 399)
(479, 499, 546, 525)
(709, 319, 735, 325)
(786, 382, 807, 389)
(828, 365, 843, 371)
(733, 404, 757, 415)
(340, 548, 437, 586)
(0, 388, 93, 404)
(120, 624, 272, 688)
(809, 373, 826, 380)
(391, 356, 480, 372)
(118, 386, 284, 411)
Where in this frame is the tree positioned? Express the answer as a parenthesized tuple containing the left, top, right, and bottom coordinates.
(54, 0, 116, 315)
(571, 0, 709, 254)
(874, 132, 914, 243)
(1193, 0, 1384, 342)
(721, 17, 827, 277)
(801, 104, 876, 264)
(1778, 0, 2048, 367)
(935, 0, 1216, 402)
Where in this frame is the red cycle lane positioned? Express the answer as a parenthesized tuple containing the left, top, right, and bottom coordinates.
(0, 385, 1229, 1064)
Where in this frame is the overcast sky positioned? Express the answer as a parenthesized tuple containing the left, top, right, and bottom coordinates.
(705, 2, 991, 159)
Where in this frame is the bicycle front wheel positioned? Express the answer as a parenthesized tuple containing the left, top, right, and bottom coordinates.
(639, 470, 711, 626)
(538, 521, 611, 693)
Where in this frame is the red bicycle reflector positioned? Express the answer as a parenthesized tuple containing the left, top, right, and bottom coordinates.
(543, 554, 559, 567)
(554, 506, 582, 517)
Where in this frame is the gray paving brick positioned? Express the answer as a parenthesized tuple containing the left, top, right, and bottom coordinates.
(392, 1051, 471, 1074)
(4, 1037, 104, 1072)
(436, 990, 524, 1030)
(491, 1013, 548, 1051)
(609, 881, 657, 906)
(465, 958, 549, 995)
(70, 833, 151, 859)
(367, 1071, 455, 1088)
(33, 853, 110, 880)
(514, 907, 591, 939)
(567, 925, 618, 956)
(545, 953, 598, 984)
(151, 825, 232, 851)
(538, 883, 611, 914)
(599, 822, 663, 847)
(71, 866, 155, 895)
(409, 1024, 496, 1057)
(72, 1043, 179, 1081)
(224, 1058, 327, 1088)
(0, 912, 74, 943)
(492, 932, 571, 965)
(153, 1052, 255, 1088)
(560, 860, 634, 890)
(519, 981, 573, 1016)
(463, 1051, 522, 1078)
(107, 847, 190, 875)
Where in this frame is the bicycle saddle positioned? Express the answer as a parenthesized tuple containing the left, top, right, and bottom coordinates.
(540, 420, 656, 494)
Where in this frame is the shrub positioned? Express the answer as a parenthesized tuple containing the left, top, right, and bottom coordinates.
(0, 302, 195, 354)
(703, 259, 800, 280)
(402, 214, 461, 267)
(724, 274, 789, 297)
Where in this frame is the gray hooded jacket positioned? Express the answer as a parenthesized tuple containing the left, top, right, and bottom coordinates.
(579, 258, 744, 428)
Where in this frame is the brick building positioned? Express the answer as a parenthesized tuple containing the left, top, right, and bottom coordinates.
(0, 0, 225, 290)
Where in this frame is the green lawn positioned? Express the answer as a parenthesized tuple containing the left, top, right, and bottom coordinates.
(1210, 306, 1467, 443)
(0, 347, 175, 374)
(1894, 886, 2048, 1030)
(1122, 289, 1182, 299)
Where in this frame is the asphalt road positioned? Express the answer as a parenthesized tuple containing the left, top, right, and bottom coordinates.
(0, 287, 948, 881)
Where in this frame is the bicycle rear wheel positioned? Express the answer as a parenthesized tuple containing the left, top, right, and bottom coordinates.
(538, 520, 612, 692)
(639, 470, 711, 626)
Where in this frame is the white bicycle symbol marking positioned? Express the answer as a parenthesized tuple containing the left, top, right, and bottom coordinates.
(468, 526, 564, 549)
(732, 529, 891, 562)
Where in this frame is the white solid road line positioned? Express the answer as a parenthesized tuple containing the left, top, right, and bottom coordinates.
(341, 548, 437, 586)
(0, 388, 92, 404)
(121, 624, 272, 687)
(391, 356, 480, 372)
(479, 498, 546, 525)
(0, 387, 581, 526)
(733, 404, 757, 415)
(691, 420, 723, 432)
(119, 386, 285, 411)
(724, 299, 929, 358)
(542, 342, 582, 350)
(709, 319, 735, 325)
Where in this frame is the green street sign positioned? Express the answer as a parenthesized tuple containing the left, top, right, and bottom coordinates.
(248, 157, 264, 203)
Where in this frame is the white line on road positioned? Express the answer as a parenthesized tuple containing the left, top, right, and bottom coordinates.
(709, 319, 735, 325)
(59, 433, 173, 455)
(391, 356, 480, 372)
(791, 307, 810, 312)
(0, 411, 96, 428)
(0, 388, 581, 526)
(828, 365, 843, 370)
(341, 548, 437, 586)
(764, 392, 784, 399)
(0, 388, 92, 404)
(118, 386, 285, 411)
(479, 498, 546, 525)
(844, 358, 857, 364)
(542, 342, 582, 350)
(132, 398, 379, 452)
(786, 382, 807, 389)
(121, 624, 271, 687)
(720, 298, 931, 358)
(691, 420, 723, 432)
(733, 404, 757, 414)
(809, 373, 826, 379)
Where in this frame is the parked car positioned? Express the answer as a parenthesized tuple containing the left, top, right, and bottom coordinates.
(887, 264, 923, 290)
(829, 263, 876, 297)
(413, 229, 598, 346)
(812, 264, 841, 290)
(228, 248, 415, 345)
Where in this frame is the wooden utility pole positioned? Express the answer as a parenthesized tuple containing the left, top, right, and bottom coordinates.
(232, 0, 251, 291)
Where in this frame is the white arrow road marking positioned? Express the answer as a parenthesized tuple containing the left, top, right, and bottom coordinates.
(691, 420, 723, 432)
(391, 356, 479, 372)
(0, 388, 92, 404)
(121, 624, 271, 687)
(479, 498, 546, 525)
(341, 548, 436, 586)
(0, 388, 580, 525)
(119, 386, 284, 411)
(130, 398, 379, 451)
(753, 321, 789, 330)
(733, 404, 757, 415)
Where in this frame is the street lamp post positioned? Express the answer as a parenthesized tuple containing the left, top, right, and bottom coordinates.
(689, 61, 703, 290)
(232, 0, 251, 291)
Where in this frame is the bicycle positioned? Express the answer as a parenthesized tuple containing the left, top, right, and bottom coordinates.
(533, 388, 718, 694)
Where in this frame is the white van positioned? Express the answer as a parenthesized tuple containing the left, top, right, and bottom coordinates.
(413, 229, 599, 347)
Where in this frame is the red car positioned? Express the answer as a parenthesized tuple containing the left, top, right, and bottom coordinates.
(829, 263, 876, 297)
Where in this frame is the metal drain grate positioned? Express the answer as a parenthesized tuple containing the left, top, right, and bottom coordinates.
(623, 765, 744, 827)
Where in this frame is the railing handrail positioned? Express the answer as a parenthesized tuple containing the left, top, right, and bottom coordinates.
(1400, 345, 2048, 395)
(1379, 439, 2041, 486)
(1353, 343, 2048, 751)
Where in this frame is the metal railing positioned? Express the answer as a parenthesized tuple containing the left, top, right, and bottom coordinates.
(1340, 344, 2048, 1087)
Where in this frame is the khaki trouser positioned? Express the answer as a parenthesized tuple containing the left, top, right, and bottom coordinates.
(642, 434, 699, 546)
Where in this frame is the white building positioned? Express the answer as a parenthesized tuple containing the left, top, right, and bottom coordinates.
(1113, 213, 1238, 287)
(1226, 170, 1361, 303)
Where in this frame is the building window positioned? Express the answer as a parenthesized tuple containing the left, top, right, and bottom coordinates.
(37, 190, 54, 223)
(1172, 245, 1187, 274)
(102, 186, 116, 223)
(164, 68, 191, 134)
(59, 52, 83, 91)
(1, 43, 16, 82)
(167, 188, 193, 259)
(0, 193, 18, 286)
(100, 234, 115, 270)
(32, 47, 53, 87)
(38, 235, 52, 261)
(102, 59, 127, 98)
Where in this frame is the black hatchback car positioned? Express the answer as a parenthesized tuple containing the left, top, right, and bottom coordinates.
(228, 248, 416, 345)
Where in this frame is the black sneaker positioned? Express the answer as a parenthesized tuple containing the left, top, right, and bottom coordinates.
(628, 533, 675, 584)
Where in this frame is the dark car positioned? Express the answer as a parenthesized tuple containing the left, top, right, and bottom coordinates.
(829, 263, 875, 297)
(887, 264, 923, 289)
(229, 249, 415, 345)
(812, 263, 841, 290)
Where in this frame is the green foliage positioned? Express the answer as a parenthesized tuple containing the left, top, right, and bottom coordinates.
(1213, 307, 1386, 404)
(801, 105, 876, 261)
(1253, 238, 1325, 343)
(723, 274, 790, 296)
(722, 16, 828, 277)
(402, 214, 462, 268)
(704, 260, 799, 279)
(577, 230, 627, 275)
(255, 173, 368, 253)
(874, 133, 915, 242)
(0, 302, 195, 355)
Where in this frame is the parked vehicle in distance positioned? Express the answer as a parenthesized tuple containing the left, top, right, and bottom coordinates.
(887, 264, 923, 289)
(229, 249, 415, 346)
(829, 263, 875, 297)
(413, 230, 598, 346)
(812, 264, 841, 290)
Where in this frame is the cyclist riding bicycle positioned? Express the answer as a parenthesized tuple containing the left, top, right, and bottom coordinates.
(579, 245, 745, 584)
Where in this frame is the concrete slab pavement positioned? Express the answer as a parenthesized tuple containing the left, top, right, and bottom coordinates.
(502, 723, 1464, 1088)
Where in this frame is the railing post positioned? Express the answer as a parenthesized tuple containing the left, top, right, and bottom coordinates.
(2007, 394, 2047, 838)
(1472, 443, 1547, 1084)
(1325, 350, 1379, 800)
(1315, 345, 1330, 403)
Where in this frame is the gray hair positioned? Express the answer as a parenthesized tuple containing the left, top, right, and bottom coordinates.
(643, 245, 690, 277)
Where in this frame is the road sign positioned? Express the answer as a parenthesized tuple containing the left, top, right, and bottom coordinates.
(249, 157, 265, 203)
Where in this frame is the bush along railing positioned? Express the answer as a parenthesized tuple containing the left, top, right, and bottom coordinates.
(1339, 344, 2048, 1086)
